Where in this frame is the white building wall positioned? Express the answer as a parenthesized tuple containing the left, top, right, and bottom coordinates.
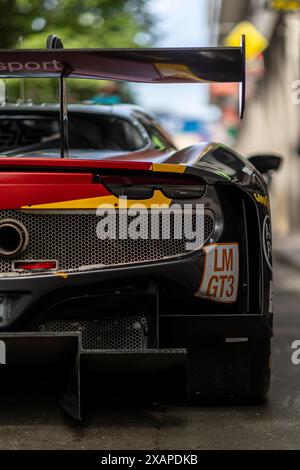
(235, 14, 300, 234)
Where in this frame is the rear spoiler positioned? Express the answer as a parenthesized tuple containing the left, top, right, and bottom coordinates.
(0, 35, 246, 156)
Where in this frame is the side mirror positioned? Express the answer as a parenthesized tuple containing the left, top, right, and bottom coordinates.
(248, 154, 283, 174)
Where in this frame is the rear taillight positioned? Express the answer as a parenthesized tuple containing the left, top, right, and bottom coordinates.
(101, 174, 206, 199)
(13, 261, 57, 272)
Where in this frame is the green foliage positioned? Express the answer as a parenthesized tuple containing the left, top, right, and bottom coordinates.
(1, 0, 155, 102)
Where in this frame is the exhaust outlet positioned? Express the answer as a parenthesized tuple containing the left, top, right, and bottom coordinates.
(0, 220, 29, 256)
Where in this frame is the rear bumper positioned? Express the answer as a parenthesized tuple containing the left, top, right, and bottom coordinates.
(0, 250, 273, 340)
(0, 252, 203, 329)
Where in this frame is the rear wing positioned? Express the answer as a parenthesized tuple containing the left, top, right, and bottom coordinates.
(0, 34, 246, 156)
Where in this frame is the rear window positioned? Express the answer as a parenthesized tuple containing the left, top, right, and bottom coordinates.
(0, 113, 147, 154)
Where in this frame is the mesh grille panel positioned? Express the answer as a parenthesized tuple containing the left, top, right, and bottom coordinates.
(38, 317, 147, 350)
(0, 210, 215, 276)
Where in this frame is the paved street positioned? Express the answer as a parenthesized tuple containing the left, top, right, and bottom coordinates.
(0, 258, 299, 450)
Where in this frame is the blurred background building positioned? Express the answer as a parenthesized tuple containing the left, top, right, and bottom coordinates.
(209, 0, 300, 234)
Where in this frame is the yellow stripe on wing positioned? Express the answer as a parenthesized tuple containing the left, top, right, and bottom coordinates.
(154, 63, 207, 82)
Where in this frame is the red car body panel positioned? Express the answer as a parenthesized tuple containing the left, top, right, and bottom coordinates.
(0, 155, 154, 170)
(0, 151, 190, 208)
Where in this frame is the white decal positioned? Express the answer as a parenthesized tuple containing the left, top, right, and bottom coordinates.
(269, 281, 274, 314)
(263, 215, 272, 271)
(196, 243, 239, 303)
(0, 340, 6, 365)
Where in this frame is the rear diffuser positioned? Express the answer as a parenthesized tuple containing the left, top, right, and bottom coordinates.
(0, 332, 186, 420)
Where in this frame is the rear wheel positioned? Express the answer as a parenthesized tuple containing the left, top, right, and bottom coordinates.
(187, 338, 271, 404)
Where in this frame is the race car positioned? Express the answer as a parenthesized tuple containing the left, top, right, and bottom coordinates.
(0, 35, 281, 419)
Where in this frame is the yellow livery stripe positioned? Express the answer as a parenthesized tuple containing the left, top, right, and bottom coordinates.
(21, 190, 172, 210)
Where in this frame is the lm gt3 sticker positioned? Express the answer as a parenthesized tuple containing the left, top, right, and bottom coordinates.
(196, 243, 239, 303)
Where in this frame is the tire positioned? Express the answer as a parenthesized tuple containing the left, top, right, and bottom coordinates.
(187, 338, 271, 405)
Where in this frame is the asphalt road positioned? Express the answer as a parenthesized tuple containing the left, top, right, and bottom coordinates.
(0, 258, 299, 450)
